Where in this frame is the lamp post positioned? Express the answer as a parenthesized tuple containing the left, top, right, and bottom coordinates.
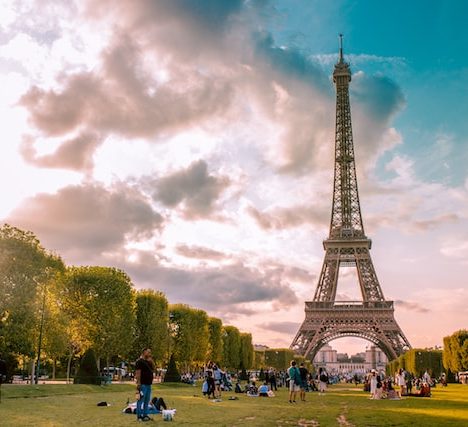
(35, 281, 47, 385)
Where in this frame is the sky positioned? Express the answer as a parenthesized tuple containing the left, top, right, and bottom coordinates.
(1, 0, 467, 356)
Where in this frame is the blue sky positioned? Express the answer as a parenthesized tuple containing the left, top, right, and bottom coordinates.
(270, 0, 468, 185)
(0, 0, 467, 355)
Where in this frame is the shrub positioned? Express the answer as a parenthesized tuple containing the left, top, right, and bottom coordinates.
(74, 349, 100, 385)
(164, 353, 180, 382)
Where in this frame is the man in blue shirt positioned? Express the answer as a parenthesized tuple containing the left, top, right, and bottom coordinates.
(287, 360, 301, 403)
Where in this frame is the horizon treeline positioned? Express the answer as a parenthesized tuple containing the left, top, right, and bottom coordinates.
(0, 224, 254, 379)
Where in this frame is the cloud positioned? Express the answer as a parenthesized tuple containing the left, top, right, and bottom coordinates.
(16, 0, 407, 186)
(175, 244, 228, 260)
(149, 160, 231, 219)
(120, 254, 299, 314)
(20, 132, 101, 172)
(351, 72, 406, 121)
(394, 300, 429, 313)
(259, 321, 301, 334)
(6, 182, 163, 260)
(440, 237, 468, 261)
(246, 204, 328, 230)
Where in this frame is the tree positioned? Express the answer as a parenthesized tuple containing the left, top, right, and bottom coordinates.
(0, 224, 64, 366)
(164, 353, 181, 383)
(239, 333, 253, 370)
(207, 317, 223, 364)
(41, 277, 71, 379)
(134, 290, 169, 364)
(443, 335, 454, 372)
(264, 348, 295, 370)
(253, 350, 265, 369)
(74, 348, 100, 385)
(169, 304, 209, 369)
(222, 326, 241, 369)
(59, 266, 136, 368)
(443, 330, 468, 373)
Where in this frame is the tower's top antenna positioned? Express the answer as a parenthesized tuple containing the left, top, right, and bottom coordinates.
(339, 33, 344, 63)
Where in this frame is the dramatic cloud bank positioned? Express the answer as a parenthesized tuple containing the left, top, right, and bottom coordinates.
(1, 0, 467, 352)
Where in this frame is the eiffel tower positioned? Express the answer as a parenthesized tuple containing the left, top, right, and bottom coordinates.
(290, 36, 411, 361)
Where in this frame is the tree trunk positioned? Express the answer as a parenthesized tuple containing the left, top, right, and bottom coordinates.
(52, 358, 56, 380)
(67, 352, 73, 384)
(30, 359, 35, 386)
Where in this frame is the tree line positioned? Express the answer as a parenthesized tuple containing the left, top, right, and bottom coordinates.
(387, 329, 468, 381)
(0, 224, 254, 380)
(443, 330, 468, 376)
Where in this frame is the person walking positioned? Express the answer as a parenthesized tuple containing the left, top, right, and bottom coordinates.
(318, 367, 328, 394)
(135, 348, 155, 422)
(287, 360, 301, 403)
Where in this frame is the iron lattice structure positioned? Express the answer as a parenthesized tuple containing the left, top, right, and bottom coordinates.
(290, 36, 411, 361)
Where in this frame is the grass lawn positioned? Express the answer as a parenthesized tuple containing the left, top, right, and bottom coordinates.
(1, 382, 467, 426)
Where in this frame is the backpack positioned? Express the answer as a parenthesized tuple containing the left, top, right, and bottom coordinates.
(320, 373, 328, 383)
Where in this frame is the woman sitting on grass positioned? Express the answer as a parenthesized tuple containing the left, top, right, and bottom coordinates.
(409, 382, 431, 397)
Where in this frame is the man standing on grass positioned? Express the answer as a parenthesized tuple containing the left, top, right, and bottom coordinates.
(287, 360, 301, 403)
(135, 348, 155, 422)
(299, 362, 309, 401)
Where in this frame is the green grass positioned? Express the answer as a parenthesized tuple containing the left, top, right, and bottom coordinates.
(0, 382, 467, 426)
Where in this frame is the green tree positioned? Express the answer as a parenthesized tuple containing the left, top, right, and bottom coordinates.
(207, 317, 223, 364)
(169, 304, 209, 369)
(41, 278, 71, 379)
(74, 348, 100, 385)
(164, 353, 181, 382)
(134, 290, 169, 364)
(443, 335, 454, 372)
(59, 266, 136, 368)
(264, 348, 295, 370)
(443, 330, 468, 372)
(0, 224, 64, 364)
(239, 332, 253, 370)
(253, 349, 265, 369)
(222, 326, 241, 369)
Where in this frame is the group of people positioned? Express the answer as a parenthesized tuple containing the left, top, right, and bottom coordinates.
(367, 368, 433, 400)
(287, 361, 329, 403)
(201, 362, 233, 399)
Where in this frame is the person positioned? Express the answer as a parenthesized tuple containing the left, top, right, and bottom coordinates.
(299, 362, 309, 401)
(287, 360, 301, 403)
(151, 396, 167, 411)
(409, 381, 431, 397)
(246, 380, 259, 396)
(268, 367, 278, 391)
(373, 376, 383, 399)
(213, 364, 223, 398)
(397, 368, 407, 395)
(406, 372, 413, 394)
(423, 370, 431, 385)
(206, 370, 216, 399)
(258, 382, 269, 397)
(385, 379, 400, 399)
(318, 367, 328, 394)
(135, 348, 155, 422)
(369, 370, 377, 398)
